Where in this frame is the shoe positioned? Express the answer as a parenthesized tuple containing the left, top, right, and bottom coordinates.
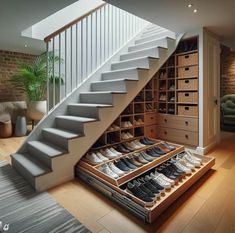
(114, 160, 132, 172)
(169, 84, 175, 90)
(96, 152, 109, 162)
(126, 182, 154, 205)
(121, 158, 137, 170)
(85, 153, 103, 165)
(126, 132, 134, 138)
(127, 121, 133, 127)
(112, 124, 120, 130)
(133, 180, 156, 199)
(143, 137, 155, 145)
(140, 151, 154, 162)
(178, 158, 195, 170)
(122, 143, 135, 152)
(153, 147, 167, 155)
(121, 132, 129, 140)
(160, 142, 175, 151)
(137, 118, 144, 124)
(99, 164, 119, 179)
(169, 96, 175, 102)
(116, 144, 130, 153)
(126, 141, 140, 149)
(148, 173, 171, 189)
(144, 175, 165, 193)
(127, 156, 143, 167)
(134, 153, 149, 164)
(173, 161, 192, 175)
(146, 149, 161, 158)
(137, 178, 161, 197)
(109, 147, 122, 156)
(186, 150, 202, 163)
(121, 121, 129, 128)
(101, 148, 117, 159)
(109, 162, 125, 176)
(151, 171, 175, 186)
(156, 167, 179, 180)
(158, 144, 171, 153)
(107, 125, 115, 131)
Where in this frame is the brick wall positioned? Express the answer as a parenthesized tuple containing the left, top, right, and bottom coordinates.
(0, 50, 36, 102)
(220, 45, 235, 97)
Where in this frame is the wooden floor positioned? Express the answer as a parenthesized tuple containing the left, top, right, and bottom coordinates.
(1, 131, 235, 233)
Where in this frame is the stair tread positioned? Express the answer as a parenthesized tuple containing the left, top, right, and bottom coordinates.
(12, 153, 51, 177)
(80, 91, 127, 94)
(122, 46, 163, 56)
(56, 115, 97, 122)
(92, 78, 138, 84)
(112, 56, 150, 65)
(68, 103, 113, 108)
(102, 67, 148, 74)
(28, 140, 67, 158)
(43, 128, 83, 139)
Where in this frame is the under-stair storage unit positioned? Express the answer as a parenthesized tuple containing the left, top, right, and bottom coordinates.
(156, 37, 199, 146)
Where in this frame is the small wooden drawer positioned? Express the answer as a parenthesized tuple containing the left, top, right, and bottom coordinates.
(157, 114, 198, 132)
(178, 78, 198, 90)
(156, 126, 198, 146)
(177, 53, 198, 66)
(145, 113, 157, 126)
(178, 105, 198, 117)
(178, 66, 198, 78)
(145, 125, 157, 138)
(178, 92, 198, 103)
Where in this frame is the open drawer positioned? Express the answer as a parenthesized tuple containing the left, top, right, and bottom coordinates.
(76, 154, 215, 223)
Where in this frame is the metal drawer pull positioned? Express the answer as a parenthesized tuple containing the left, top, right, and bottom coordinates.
(185, 93, 189, 97)
(185, 67, 189, 71)
(185, 80, 189, 83)
(151, 117, 154, 120)
(185, 134, 189, 139)
(185, 121, 188, 125)
(151, 129, 153, 133)
(164, 131, 167, 135)
(185, 55, 189, 59)
(185, 107, 189, 110)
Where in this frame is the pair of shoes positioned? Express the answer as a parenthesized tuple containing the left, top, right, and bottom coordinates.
(159, 94, 166, 101)
(114, 158, 137, 172)
(121, 132, 133, 140)
(99, 162, 125, 179)
(169, 96, 175, 102)
(133, 118, 144, 125)
(99, 147, 122, 159)
(140, 137, 155, 145)
(107, 123, 120, 131)
(150, 172, 173, 189)
(146, 104, 153, 112)
(116, 144, 130, 153)
(85, 152, 109, 165)
(121, 121, 132, 128)
(125, 140, 145, 150)
(169, 84, 175, 90)
(160, 142, 176, 151)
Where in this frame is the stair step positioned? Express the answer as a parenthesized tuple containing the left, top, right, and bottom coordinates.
(102, 68, 142, 81)
(111, 56, 151, 71)
(141, 28, 167, 38)
(135, 31, 175, 44)
(42, 128, 83, 149)
(80, 91, 126, 105)
(91, 79, 137, 92)
(55, 115, 97, 132)
(142, 26, 166, 35)
(145, 24, 161, 31)
(11, 152, 51, 188)
(27, 140, 67, 168)
(128, 37, 169, 52)
(120, 47, 162, 61)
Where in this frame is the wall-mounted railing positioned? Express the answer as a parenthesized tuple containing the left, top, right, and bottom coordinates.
(44, 3, 148, 111)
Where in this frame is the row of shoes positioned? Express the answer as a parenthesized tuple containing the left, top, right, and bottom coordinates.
(121, 132, 134, 140)
(146, 104, 154, 111)
(107, 123, 120, 131)
(133, 118, 144, 125)
(126, 171, 175, 206)
(121, 121, 133, 128)
(159, 94, 166, 101)
(169, 84, 175, 90)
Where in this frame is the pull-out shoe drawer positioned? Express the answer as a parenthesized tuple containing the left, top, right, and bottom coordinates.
(76, 154, 215, 223)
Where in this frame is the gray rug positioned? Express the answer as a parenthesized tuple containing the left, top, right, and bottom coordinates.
(0, 161, 90, 233)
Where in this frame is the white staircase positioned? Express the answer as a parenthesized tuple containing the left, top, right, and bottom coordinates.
(11, 23, 182, 191)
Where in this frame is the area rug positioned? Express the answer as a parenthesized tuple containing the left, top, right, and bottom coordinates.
(0, 161, 90, 233)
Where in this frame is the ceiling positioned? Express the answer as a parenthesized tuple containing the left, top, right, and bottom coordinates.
(105, 0, 235, 49)
(0, 0, 77, 55)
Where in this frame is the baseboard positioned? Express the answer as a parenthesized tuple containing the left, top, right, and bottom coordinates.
(196, 140, 218, 155)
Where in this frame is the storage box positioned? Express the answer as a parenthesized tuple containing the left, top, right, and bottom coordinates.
(177, 53, 198, 66)
(177, 66, 198, 78)
(177, 105, 198, 117)
(177, 78, 198, 90)
(177, 92, 198, 103)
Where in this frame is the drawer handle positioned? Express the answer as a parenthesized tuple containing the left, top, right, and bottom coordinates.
(185, 67, 189, 71)
(185, 107, 189, 110)
(185, 55, 189, 59)
(185, 121, 189, 126)
(185, 134, 189, 139)
(164, 131, 167, 135)
(151, 129, 153, 133)
(151, 117, 154, 120)
(164, 118, 167, 123)
(185, 93, 189, 97)
(185, 80, 189, 83)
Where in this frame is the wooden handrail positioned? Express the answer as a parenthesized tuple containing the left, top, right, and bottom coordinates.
(44, 2, 106, 42)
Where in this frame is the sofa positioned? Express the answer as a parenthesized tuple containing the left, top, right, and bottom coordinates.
(221, 94, 235, 126)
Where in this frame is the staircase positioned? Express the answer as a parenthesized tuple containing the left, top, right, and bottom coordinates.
(11, 6, 182, 191)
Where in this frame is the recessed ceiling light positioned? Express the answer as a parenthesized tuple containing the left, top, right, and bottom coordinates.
(193, 9, 198, 13)
(24, 44, 28, 47)
(187, 4, 193, 8)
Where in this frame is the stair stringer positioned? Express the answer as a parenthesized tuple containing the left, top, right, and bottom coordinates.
(33, 34, 183, 191)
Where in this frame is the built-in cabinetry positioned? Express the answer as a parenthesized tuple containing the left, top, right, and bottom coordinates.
(156, 37, 199, 146)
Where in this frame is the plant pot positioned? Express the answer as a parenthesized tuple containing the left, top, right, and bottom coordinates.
(27, 100, 47, 121)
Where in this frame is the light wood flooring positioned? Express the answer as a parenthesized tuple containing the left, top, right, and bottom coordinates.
(0, 131, 235, 233)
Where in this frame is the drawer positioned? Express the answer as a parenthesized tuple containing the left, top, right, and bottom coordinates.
(145, 125, 157, 138)
(156, 126, 198, 146)
(178, 105, 198, 117)
(177, 53, 198, 66)
(178, 78, 198, 90)
(145, 113, 157, 126)
(177, 92, 198, 103)
(177, 66, 198, 78)
(157, 114, 198, 132)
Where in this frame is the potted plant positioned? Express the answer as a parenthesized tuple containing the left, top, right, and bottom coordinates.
(10, 53, 62, 122)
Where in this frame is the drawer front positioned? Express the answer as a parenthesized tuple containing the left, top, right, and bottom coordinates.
(156, 127, 198, 146)
(177, 53, 198, 66)
(145, 125, 157, 138)
(157, 114, 198, 132)
(145, 113, 157, 126)
(178, 66, 198, 78)
(177, 92, 198, 103)
(178, 105, 198, 117)
(178, 78, 198, 90)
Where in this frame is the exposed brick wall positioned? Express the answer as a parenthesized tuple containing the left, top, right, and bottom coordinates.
(220, 45, 235, 97)
(0, 50, 36, 102)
